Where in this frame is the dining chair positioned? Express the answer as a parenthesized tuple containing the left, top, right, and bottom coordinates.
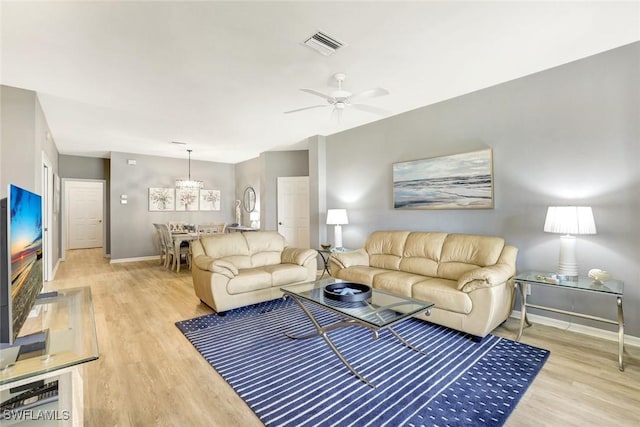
(197, 223, 227, 236)
(152, 223, 167, 266)
(159, 223, 190, 271)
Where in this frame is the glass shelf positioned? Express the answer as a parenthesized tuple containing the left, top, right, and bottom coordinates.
(0, 287, 99, 386)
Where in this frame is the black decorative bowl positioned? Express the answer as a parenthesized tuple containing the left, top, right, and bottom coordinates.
(324, 282, 372, 302)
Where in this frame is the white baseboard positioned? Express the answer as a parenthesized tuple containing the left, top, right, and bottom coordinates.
(110, 255, 159, 264)
(510, 310, 640, 348)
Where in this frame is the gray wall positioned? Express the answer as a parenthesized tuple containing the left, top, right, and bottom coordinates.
(261, 150, 309, 230)
(235, 157, 262, 227)
(319, 42, 640, 335)
(59, 155, 111, 254)
(109, 152, 235, 260)
(1, 86, 37, 196)
(1, 85, 61, 270)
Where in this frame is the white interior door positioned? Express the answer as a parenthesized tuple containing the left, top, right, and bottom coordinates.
(67, 181, 104, 249)
(277, 176, 310, 248)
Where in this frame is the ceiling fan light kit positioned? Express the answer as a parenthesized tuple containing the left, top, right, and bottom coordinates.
(284, 72, 390, 119)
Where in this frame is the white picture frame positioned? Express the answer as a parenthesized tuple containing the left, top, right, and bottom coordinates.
(176, 188, 199, 211)
(149, 187, 175, 211)
(199, 189, 221, 211)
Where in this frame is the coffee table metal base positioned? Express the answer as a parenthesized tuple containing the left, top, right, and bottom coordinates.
(285, 295, 429, 388)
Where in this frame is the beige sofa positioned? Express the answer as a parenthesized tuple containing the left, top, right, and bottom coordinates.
(191, 231, 317, 313)
(329, 231, 517, 338)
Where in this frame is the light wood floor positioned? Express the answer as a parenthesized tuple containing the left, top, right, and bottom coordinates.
(48, 249, 639, 426)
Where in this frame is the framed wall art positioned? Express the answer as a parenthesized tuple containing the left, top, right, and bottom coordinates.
(199, 189, 221, 211)
(393, 148, 493, 209)
(176, 188, 199, 211)
(149, 187, 175, 211)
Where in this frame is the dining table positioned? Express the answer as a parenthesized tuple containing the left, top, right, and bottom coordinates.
(170, 231, 199, 272)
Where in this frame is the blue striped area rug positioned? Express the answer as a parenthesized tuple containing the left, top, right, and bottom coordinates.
(176, 298, 549, 427)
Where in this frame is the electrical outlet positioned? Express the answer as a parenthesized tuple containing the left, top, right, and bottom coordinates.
(525, 283, 531, 295)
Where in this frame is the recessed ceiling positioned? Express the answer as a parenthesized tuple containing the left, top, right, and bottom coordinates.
(2, 1, 638, 163)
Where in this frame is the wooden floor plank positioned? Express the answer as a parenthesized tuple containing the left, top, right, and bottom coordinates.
(46, 248, 639, 426)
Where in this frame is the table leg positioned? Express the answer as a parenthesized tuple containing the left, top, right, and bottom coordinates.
(516, 281, 531, 341)
(174, 240, 180, 272)
(617, 296, 624, 371)
(285, 295, 377, 388)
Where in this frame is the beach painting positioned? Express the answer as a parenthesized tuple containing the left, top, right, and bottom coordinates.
(393, 148, 493, 209)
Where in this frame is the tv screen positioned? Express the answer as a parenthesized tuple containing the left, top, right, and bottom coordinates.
(0, 184, 43, 345)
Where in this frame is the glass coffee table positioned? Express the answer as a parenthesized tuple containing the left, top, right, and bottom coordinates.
(281, 278, 434, 387)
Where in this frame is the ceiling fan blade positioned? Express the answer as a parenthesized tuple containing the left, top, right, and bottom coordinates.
(284, 104, 328, 114)
(351, 104, 391, 116)
(350, 87, 390, 100)
(300, 88, 334, 101)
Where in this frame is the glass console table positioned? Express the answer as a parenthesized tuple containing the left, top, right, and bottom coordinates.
(514, 272, 624, 371)
(0, 287, 99, 426)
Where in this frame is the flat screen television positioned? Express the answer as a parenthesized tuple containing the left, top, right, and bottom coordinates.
(0, 184, 44, 346)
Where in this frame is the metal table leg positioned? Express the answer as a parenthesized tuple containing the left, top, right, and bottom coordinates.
(285, 295, 377, 387)
(617, 296, 624, 371)
(516, 281, 532, 341)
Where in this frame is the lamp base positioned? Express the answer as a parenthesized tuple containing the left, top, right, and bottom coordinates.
(557, 234, 578, 277)
(333, 225, 343, 249)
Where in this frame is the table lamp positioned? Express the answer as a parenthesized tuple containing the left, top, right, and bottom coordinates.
(544, 206, 596, 279)
(326, 209, 348, 249)
(250, 211, 260, 229)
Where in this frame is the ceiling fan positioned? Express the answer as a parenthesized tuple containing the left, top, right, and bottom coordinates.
(284, 73, 390, 121)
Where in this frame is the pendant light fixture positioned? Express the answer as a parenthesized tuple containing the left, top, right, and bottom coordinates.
(175, 149, 203, 189)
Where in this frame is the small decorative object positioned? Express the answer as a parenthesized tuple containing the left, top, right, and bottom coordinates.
(324, 282, 372, 302)
(544, 206, 597, 278)
(326, 209, 348, 249)
(235, 200, 242, 225)
(250, 211, 260, 229)
(393, 148, 493, 209)
(588, 269, 612, 284)
(321, 243, 332, 250)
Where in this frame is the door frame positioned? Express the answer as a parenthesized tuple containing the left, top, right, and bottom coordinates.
(42, 152, 54, 281)
(61, 178, 107, 259)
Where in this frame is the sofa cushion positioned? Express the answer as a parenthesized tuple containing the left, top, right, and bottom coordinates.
(399, 232, 447, 277)
(412, 278, 473, 314)
(437, 234, 505, 280)
(227, 268, 272, 294)
(262, 264, 309, 287)
(365, 231, 410, 270)
(201, 233, 252, 269)
(244, 231, 285, 267)
(372, 271, 430, 297)
(335, 266, 389, 284)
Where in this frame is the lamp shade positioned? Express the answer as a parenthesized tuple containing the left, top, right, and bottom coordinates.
(326, 209, 348, 225)
(544, 206, 596, 235)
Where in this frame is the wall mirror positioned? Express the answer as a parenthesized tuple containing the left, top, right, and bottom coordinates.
(243, 186, 256, 212)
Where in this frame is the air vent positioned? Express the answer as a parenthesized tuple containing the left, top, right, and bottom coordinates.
(303, 31, 344, 56)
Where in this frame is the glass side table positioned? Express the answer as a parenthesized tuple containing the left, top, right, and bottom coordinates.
(514, 271, 624, 371)
(316, 247, 352, 278)
(0, 287, 99, 425)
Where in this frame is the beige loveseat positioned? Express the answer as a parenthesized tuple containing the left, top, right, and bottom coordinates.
(191, 231, 317, 313)
(329, 231, 517, 338)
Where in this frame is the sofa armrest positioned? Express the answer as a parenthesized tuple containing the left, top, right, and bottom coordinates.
(457, 263, 515, 292)
(282, 247, 317, 266)
(329, 249, 369, 269)
(193, 256, 238, 279)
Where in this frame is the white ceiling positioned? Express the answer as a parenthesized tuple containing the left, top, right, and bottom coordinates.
(2, 1, 639, 164)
